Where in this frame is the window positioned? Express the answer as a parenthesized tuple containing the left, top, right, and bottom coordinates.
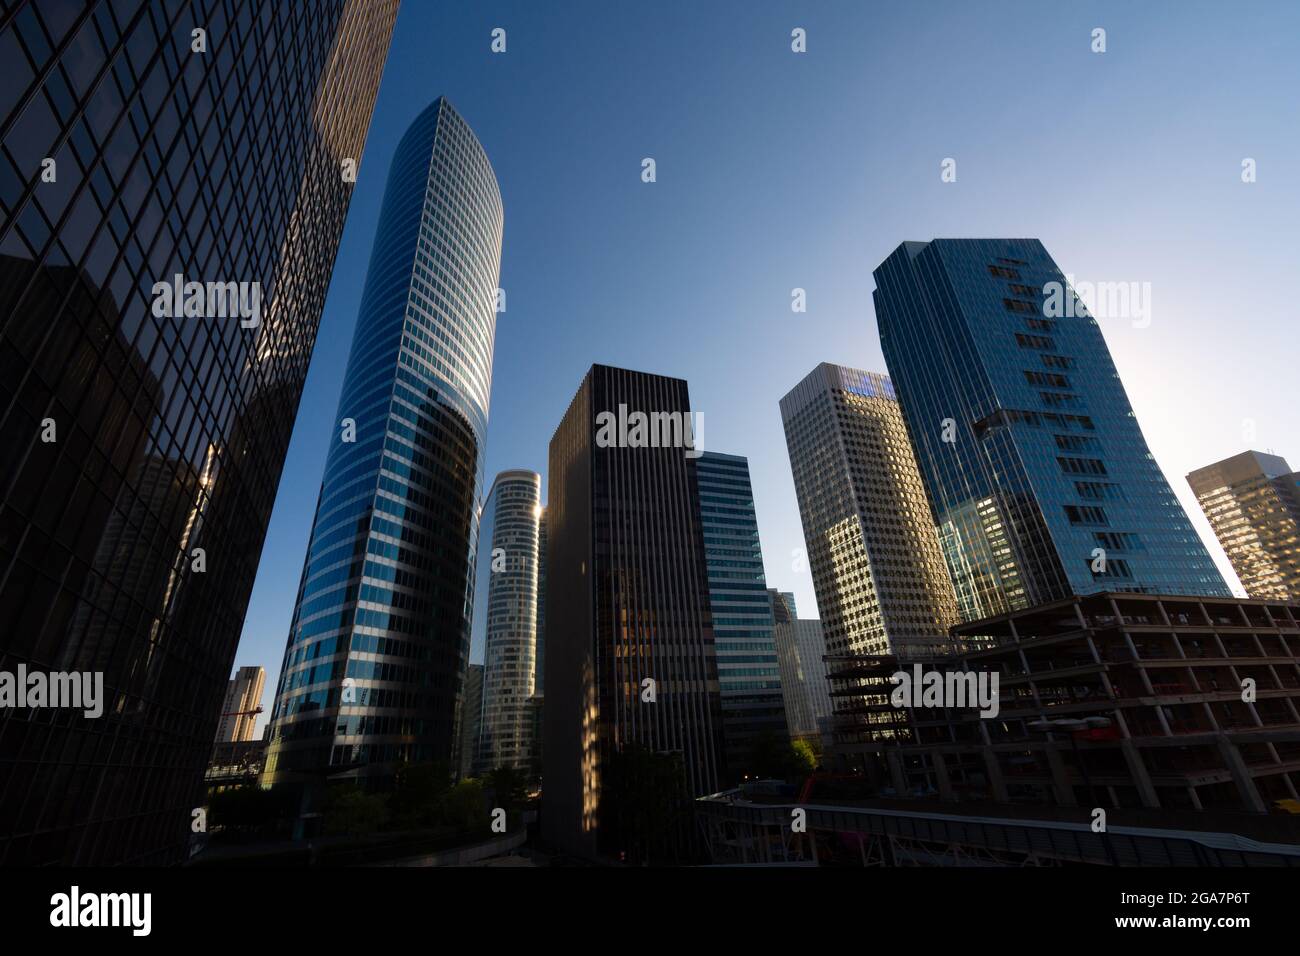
(1058, 456, 1107, 475)
(1016, 332, 1055, 350)
(1065, 505, 1109, 526)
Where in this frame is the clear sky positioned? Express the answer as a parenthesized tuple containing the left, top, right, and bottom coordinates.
(235, 0, 1300, 734)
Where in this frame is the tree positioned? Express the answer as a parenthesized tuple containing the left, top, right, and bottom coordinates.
(438, 779, 489, 835)
(388, 761, 452, 828)
(322, 785, 387, 836)
(790, 738, 819, 776)
(485, 765, 528, 828)
(747, 731, 818, 782)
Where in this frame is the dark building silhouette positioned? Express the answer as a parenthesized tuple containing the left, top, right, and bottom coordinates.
(0, 1, 396, 865)
(542, 365, 724, 862)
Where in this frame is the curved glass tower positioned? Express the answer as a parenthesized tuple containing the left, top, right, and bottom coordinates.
(265, 98, 503, 790)
(469, 470, 542, 776)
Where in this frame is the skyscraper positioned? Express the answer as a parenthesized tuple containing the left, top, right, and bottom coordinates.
(543, 365, 724, 861)
(770, 592, 808, 734)
(0, 0, 396, 865)
(768, 591, 831, 742)
(780, 364, 960, 659)
(263, 98, 503, 794)
(1189, 451, 1300, 601)
(216, 666, 266, 743)
(791, 619, 833, 743)
(873, 239, 1228, 620)
(695, 452, 786, 775)
(471, 470, 542, 776)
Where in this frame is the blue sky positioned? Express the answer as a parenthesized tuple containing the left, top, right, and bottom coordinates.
(236, 1, 1300, 733)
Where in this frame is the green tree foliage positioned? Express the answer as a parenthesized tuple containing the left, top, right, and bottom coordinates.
(790, 738, 819, 776)
(322, 785, 387, 836)
(485, 765, 528, 827)
(388, 761, 452, 829)
(748, 730, 819, 782)
(438, 779, 489, 836)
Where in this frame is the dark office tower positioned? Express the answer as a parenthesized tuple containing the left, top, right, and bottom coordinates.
(695, 452, 787, 776)
(263, 98, 503, 796)
(1189, 451, 1300, 601)
(457, 664, 484, 781)
(543, 365, 724, 862)
(873, 239, 1229, 622)
(0, 1, 396, 865)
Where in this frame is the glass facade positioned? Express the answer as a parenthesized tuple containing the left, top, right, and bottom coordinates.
(469, 469, 541, 775)
(874, 239, 1229, 621)
(1188, 451, 1300, 601)
(263, 98, 503, 790)
(695, 452, 787, 776)
(0, 0, 395, 864)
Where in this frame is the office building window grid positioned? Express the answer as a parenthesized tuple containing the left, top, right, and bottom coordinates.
(0, 0, 395, 865)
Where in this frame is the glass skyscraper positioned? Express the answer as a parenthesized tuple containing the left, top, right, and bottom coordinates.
(695, 452, 786, 776)
(263, 98, 503, 793)
(468, 469, 541, 776)
(0, 0, 395, 865)
(873, 239, 1228, 621)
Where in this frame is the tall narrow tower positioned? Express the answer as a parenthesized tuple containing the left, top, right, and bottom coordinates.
(217, 667, 267, 743)
(471, 470, 542, 775)
(543, 365, 724, 862)
(695, 452, 787, 774)
(264, 99, 503, 791)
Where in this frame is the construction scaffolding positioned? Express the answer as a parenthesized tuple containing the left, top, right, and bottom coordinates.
(825, 592, 1300, 816)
